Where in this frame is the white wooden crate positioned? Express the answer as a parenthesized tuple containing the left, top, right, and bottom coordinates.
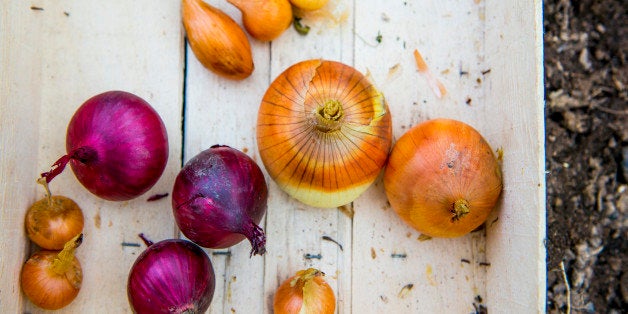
(1, 0, 545, 313)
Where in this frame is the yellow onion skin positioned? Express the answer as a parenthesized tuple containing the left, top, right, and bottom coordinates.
(257, 59, 393, 208)
(384, 119, 503, 238)
(228, 0, 292, 42)
(25, 195, 84, 250)
(20, 235, 83, 310)
(182, 0, 254, 80)
(273, 268, 335, 314)
(289, 0, 330, 11)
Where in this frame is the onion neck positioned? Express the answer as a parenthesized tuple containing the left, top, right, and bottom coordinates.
(451, 199, 470, 222)
(50, 233, 83, 275)
(244, 221, 266, 257)
(36, 177, 53, 207)
(314, 100, 343, 133)
(290, 268, 323, 289)
(41, 146, 98, 183)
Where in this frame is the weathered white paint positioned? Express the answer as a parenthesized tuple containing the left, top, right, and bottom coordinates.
(0, 0, 544, 313)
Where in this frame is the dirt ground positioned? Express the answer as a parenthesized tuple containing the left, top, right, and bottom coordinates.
(544, 0, 627, 312)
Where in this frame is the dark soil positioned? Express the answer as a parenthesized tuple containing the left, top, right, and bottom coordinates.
(544, 0, 627, 312)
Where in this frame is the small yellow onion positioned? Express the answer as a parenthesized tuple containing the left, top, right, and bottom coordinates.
(383, 119, 503, 237)
(273, 268, 335, 314)
(256, 59, 393, 208)
(228, 0, 293, 42)
(289, 0, 330, 11)
(182, 0, 254, 80)
(25, 179, 84, 250)
(21, 234, 83, 310)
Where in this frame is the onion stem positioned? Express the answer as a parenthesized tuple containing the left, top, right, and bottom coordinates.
(41, 146, 98, 183)
(51, 233, 83, 275)
(451, 199, 470, 222)
(37, 177, 53, 206)
(315, 100, 344, 132)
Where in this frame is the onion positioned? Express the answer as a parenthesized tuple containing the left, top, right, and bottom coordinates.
(25, 178, 84, 250)
(41, 91, 169, 201)
(127, 236, 215, 314)
(256, 59, 392, 208)
(21, 234, 83, 310)
(228, 0, 293, 42)
(383, 119, 503, 237)
(273, 268, 336, 314)
(182, 0, 254, 80)
(172, 145, 268, 256)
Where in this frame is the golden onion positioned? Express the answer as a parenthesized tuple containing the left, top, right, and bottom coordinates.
(182, 0, 254, 80)
(228, 0, 293, 42)
(383, 119, 503, 237)
(257, 59, 392, 208)
(273, 268, 335, 314)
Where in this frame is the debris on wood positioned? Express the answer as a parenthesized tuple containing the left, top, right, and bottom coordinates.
(338, 203, 354, 218)
(304, 253, 322, 259)
(147, 193, 169, 201)
(418, 234, 432, 241)
(293, 16, 311, 35)
(212, 251, 231, 256)
(413, 49, 447, 98)
(391, 253, 407, 259)
(473, 295, 488, 314)
(398, 283, 414, 298)
(322, 235, 343, 251)
(375, 31, 383, 43)
(121, 242, 141, 247)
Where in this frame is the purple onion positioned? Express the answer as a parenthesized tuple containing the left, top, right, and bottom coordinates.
(41, 90, 169, 201)
(172, 145, 268, 256)
(127, 238, 215, 313)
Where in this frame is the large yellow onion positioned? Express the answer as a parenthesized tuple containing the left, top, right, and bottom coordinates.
(384, 119, 503, 237)
(257, 59, 392, 208)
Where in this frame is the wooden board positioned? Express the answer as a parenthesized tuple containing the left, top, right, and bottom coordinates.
(0, 0, 545, 313)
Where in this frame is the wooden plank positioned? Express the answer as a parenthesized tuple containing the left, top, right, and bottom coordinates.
(261, 1, 355, 313)
(182, 1, 270, 313)
(0, 2, 43, 312)
(352, 0, 526, 312)
(6, 1, 184, 312)
(484, 0, 546, 312)
(1, 0, 545, 313)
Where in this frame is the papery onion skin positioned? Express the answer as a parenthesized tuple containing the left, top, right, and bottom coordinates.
(273, 268, 336, 314)
(172, 145, 268, 255)
(228, 0, 293, 42)
(127, 239, 215, 314)
(383, 119, 503, 238)
(183, 0, 254, 79)
(25, 195, 84, 250)
(20, 234, 83, 310)
(257, 59, 392, 208)
(42, 90, 169, 201)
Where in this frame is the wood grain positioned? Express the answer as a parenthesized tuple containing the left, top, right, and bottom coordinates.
(0, 0, 544, 313)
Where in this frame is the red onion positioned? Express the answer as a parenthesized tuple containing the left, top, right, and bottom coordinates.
(41, 91, 169, 201)
(127, 237, 215, 313)
(172, 145, 268, 256)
